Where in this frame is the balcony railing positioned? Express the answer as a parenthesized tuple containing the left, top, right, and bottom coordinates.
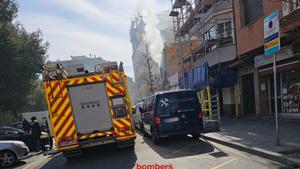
(281, 1, 300, 33)
(283, 0, 300, 17)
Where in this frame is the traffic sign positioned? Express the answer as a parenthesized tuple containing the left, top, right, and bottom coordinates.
(264, 10, 281, 146)
(264, 10, 280, 56)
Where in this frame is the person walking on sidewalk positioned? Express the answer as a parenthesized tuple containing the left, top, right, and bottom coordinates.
(30, 116, 41, 152)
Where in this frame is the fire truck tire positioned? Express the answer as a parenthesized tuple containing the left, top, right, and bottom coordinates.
(127, 144, 135, 151)
(191, 133, 200, 139)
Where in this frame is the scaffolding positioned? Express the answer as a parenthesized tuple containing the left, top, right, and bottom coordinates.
(170, 0, 198, 88)
(169, 0, 236, 120)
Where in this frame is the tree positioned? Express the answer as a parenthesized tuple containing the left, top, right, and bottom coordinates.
(0, 0, 48, 114)
(26, 80, 48, 112)
(0, 0, 18, 22)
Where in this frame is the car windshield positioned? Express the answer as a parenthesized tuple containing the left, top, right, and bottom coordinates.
(156, 91, 200, 116)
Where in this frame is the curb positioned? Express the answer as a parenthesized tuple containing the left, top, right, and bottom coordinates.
(200, 134, 300, 167)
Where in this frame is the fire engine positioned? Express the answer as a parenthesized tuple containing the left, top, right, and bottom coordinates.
(42, 61, 136, 158)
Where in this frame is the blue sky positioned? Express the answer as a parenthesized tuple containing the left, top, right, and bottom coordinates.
(15, 0, 170, 78)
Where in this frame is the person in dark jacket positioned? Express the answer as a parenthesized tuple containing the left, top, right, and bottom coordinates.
(30, 116, 41, 152)
(22, 118, 30, 133)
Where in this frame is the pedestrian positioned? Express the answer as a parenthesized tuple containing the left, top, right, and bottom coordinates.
(30, 116, 41, 152)
(44, 119, 53, 150)
(22, 118, 30, 133)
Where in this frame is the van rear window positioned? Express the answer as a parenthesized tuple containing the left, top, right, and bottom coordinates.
(156, 91, 200, 116)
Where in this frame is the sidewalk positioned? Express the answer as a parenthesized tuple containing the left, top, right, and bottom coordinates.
(201, 117, 300, 166)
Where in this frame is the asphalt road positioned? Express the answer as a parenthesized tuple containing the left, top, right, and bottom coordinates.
(15, 133, 286, 169)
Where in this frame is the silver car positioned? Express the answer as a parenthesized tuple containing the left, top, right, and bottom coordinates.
(0, 140, 29, 168)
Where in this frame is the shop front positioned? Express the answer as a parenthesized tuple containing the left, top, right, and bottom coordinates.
(281, 66, 300, 114)
(255, 46, 300, 117)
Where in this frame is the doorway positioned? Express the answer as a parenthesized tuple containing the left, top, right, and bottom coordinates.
(242, 73, 256, 115)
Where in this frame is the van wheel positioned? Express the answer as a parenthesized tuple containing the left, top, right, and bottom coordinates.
(151, 129, 160, 145)
(192, 133, 200, 139)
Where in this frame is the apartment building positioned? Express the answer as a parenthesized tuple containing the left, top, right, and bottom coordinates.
(169, 0, 237, 117)
(233, 0, 300, 118)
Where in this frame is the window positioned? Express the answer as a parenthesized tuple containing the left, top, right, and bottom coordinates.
(282, 67, 300, 114)
(7, 130, 18, 134)
(242, 0, 263, 25)
(156, 92, 200, 116)
(114, 106, 127, 118)
(217, 21, 232, 38)
(203, 26, 217, 41)
(112, 97, 124, 106)
(217, 21, 233, 46)
(77, 67, 84, 73)
(145, 96, 154, 112)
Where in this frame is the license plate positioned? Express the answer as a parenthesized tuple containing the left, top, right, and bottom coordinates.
(164, 117, 179, 123)
(83, 139, 115, 148)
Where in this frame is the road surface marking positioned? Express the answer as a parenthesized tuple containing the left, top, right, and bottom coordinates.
(210, 157, 239, 169)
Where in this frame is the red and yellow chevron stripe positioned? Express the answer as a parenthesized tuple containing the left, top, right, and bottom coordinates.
(44, 72, 135, 149)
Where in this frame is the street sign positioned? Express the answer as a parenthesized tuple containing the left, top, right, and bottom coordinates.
(264, 10, 280, 146)
(264, 10, 280, 56)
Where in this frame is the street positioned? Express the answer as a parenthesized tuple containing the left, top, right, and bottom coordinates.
(15, 133, 284, 169)
(1, 0, 300, 169)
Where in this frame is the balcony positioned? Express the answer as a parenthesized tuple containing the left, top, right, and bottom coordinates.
(281, 6, 300, 34)
(200, 0, 233, 23)
(282, 0, 300, 17)
(201, 0, 216, 6)
(194, 44, 236, 68)
(172, 0, 189, 9)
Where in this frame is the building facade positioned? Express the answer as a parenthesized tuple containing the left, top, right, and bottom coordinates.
(169, 0, 237, 118)
(233, 0, 300, 118)
(160, 40, 199, 90)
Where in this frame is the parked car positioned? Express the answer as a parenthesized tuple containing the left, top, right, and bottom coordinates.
(7, 123, 53, 151)
(0, 126, 51, 151)
(141, 90, 204, 144)
(133, 102, 144, 131)
(0, 126, 34, 150)
(0, 140, 29, 168)
(10, 122, 48, 133)
(9, 122, 23, 130)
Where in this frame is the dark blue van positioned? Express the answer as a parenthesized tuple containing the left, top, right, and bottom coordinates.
(141, 90, 204, 144)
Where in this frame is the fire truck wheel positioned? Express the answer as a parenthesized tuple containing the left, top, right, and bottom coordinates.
(191, 133, 200, 139)
(128, 144, 135, 151)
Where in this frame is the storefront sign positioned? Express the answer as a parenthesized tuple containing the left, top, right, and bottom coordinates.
(254, 47, 292, 67)
(264, 10, 280, 56)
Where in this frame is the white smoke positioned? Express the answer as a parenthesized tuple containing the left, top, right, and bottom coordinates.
(137, 0, 164, 66)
